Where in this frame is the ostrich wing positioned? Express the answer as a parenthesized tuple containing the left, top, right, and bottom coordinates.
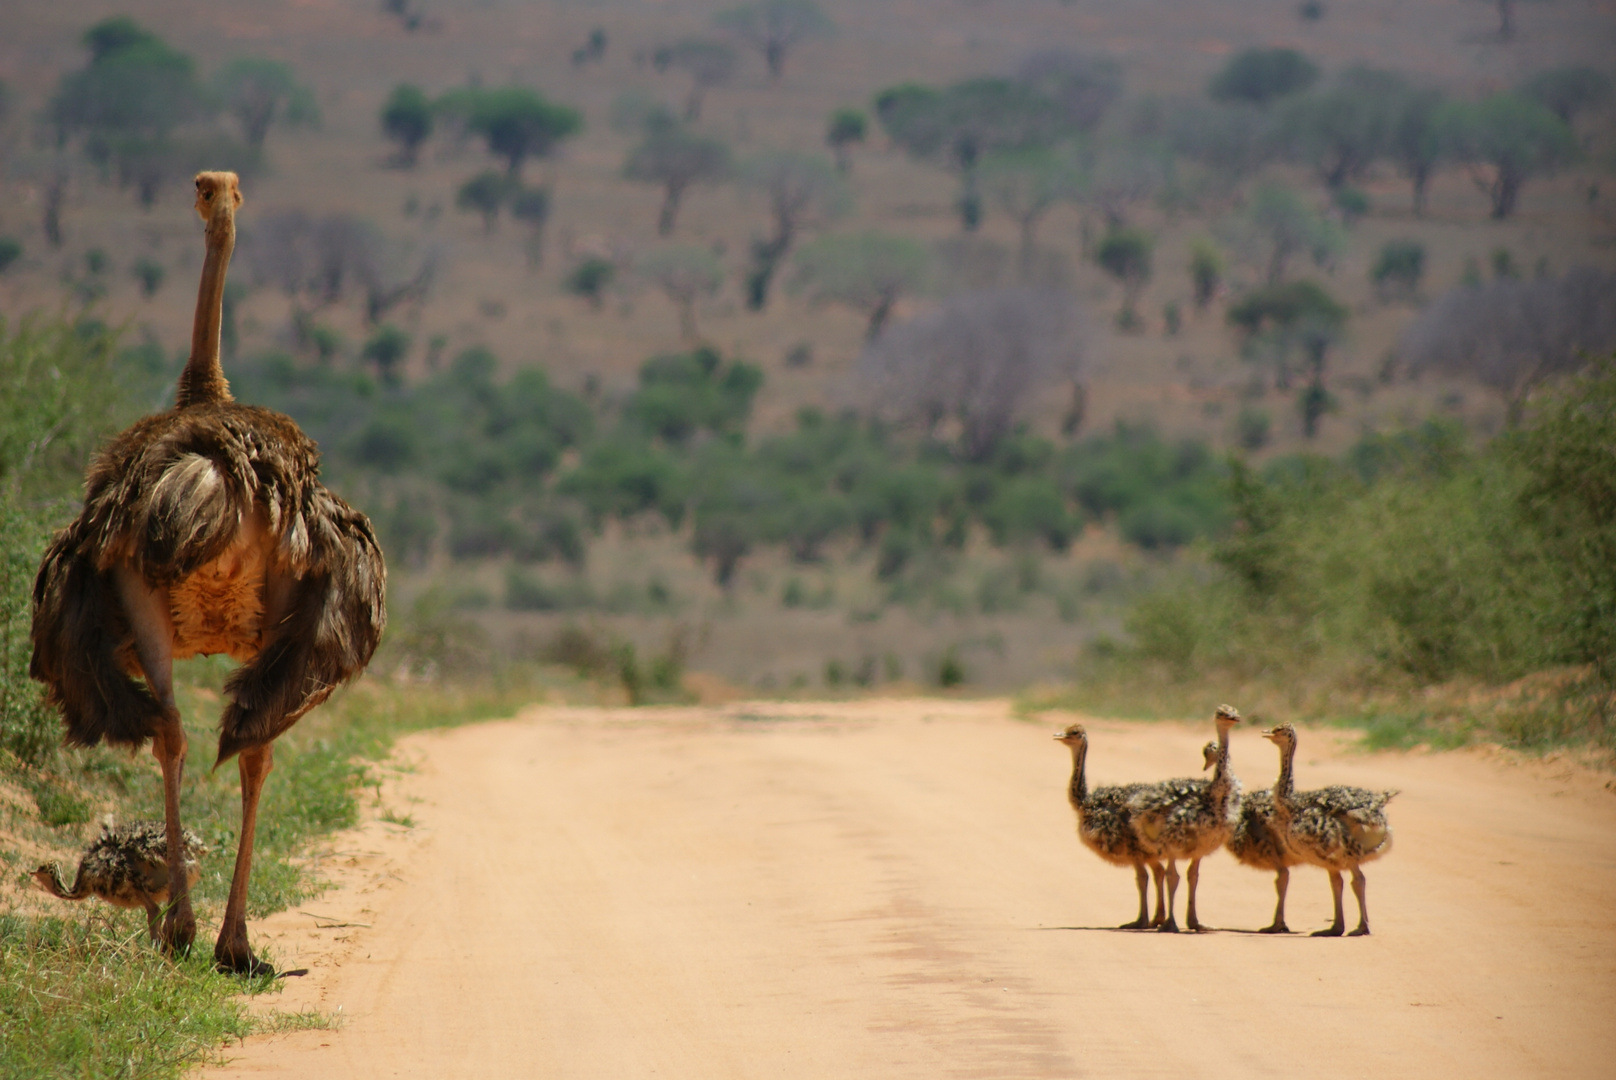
(217, 486, 386, 764)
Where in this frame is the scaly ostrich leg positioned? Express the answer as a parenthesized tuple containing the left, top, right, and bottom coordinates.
(114, 566, 195, 953)
(1259, 866, 1291, 934)
(1148, 861, 1165, 926)
(1347, 867, 1371, 937)
(1185, 857, 1206, 931)
(1158, 860, 1181, 933)
(1121, 863, 1150, 929)
(215, 744, 273, 974)
(1314, 869, 1347, 937)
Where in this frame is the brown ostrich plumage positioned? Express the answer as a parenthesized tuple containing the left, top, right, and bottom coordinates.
(29, 172, 386, 974)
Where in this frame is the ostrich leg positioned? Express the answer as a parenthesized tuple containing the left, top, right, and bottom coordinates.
(215, 743, 274, 975)
(1148, 861, 1166, 926)
(1347, 867, 1371, 937)
(1184, 857, 1206, 931)
(1313, 869, 1347, 936)
(1259, 867, 1291, 933)
(1157, 860, 1181, 932)
(115, 566, 195, 953)
(1121, 863, 1150, 929)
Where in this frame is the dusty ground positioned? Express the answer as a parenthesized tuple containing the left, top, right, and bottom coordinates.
(201, 700, 1616, 1079)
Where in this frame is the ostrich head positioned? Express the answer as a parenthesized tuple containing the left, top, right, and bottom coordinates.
(1262, 722, 1297, 749)
(1201, 741, 1218, 771)
(1052, 723, 1087, 747)
(193, 171, 242, 223)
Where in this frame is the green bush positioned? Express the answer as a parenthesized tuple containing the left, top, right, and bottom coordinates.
(1371, 239, 1425, 298)
(1097, 366, 1616, 747)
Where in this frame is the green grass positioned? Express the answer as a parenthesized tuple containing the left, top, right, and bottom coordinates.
(0, 911, 262, 1080)
(3, 657, 568, 1077)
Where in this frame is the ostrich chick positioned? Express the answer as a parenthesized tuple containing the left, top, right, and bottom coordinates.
(1263, 723, 1396, 937)
(1054, 724, 1166, 929)
(1127, 705, 1243, 932)
(1221, 740, 1301, 934)
(33, 819, 205, 941)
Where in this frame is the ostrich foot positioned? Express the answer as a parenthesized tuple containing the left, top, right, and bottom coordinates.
(1311, 924, 1345, 938)
(1348, 925, 1372, 937)
(1118, 917, 1151, 930)
(1257, 922, 1291, 934)
(214, 937, 276, 978)
(159, 904, 197, 956)
(1157, 919, 1181, 934)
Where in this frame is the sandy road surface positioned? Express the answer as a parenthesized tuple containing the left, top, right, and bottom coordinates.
(204, 701, 1616, 1079)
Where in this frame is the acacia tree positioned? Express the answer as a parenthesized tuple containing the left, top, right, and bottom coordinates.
(1387, 84, 1446, 217)
(1167, 100, 1276, 191)
(875, 77, 1071, 231)
(1518, 66, 1612, 125)
(638, 244, 725, 341)
(1438, 94, 1578, 219)
(978, 146, 1087, 275)
(1095, 227, 1153, 330)
(511, 186, 551, 269)
(825, 107, 866, 173)
(242, 212, 438, 332)
(623, 125, 732, 235)
(861, 288, 1084, 461)
(468, 87, 583, 178)
(1015, 51, 1123, 134)
(456, 170, 511, 233)
(1400, 267, 1616, 423)
(1208, 47, 1319, 107)
(653, 39, 738, 121)
(1280, 67, 1407, 190)
(1227, 280, 1348, 433)
(714, 0, 835, 82)
(50, 16, 209, 207)
(790, 232, 930, 339)
(740, 150, 848, 309)
(381, 84, 434, 166)
(1226, 184, 1345, 284)
(212, 57, 318, 152)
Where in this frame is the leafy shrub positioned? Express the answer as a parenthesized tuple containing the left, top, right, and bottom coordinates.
(565, 257, 615, 307)
(1371, 239, 1425, 299)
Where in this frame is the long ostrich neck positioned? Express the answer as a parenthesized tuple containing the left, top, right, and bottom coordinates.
(35, 862, 88, 900)
(1272, 739, 1296, 815)
(1067, 741, 1088, 808)
(1209, 723, 1233, 799)
(176, 192, 237, 408)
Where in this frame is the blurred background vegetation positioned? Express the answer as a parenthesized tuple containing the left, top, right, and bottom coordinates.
(1, 0, 1614, 762)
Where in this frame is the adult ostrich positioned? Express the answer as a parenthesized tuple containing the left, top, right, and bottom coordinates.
(30, 172, 386, 974)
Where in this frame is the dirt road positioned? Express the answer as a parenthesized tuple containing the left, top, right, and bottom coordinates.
(203, 701, 1616, 1079)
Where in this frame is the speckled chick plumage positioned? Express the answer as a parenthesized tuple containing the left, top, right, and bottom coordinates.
(1128, 707, 1243, 864)
(1054, 723, 1167, 929)
(1265, 724, 1395, 870)
(1263, 722, 1396, 936)
(1056, 725, 1155, 866)
(32, 819, 205, 938)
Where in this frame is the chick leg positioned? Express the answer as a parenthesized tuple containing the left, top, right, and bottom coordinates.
(1259, 867, 1291, 933)
(1312, 869, 1346, 937)
(1347, 866, 1371, 936)
(1120, 862, 1151, 929)
(1157, 860, 1181, 933)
